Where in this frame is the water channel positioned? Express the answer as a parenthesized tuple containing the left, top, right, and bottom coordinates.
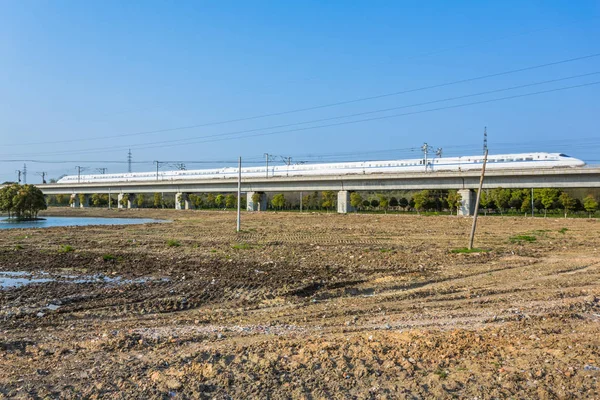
(0, 216, 165, 229)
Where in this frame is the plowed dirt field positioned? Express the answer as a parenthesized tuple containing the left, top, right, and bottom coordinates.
(1, 208, 599, 399)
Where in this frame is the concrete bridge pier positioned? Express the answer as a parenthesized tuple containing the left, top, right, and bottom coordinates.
(458, 189, 476, 216)
(337, 190, 355, 214)
(70, 194, 89, 208)
(247, 191, 267, 211)
(118, 193, 137, 209)
(175, 193, 194, 210)
(70, 194, 79, 208)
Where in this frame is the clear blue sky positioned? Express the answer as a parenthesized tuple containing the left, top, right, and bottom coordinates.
(1, 1, 598, 182)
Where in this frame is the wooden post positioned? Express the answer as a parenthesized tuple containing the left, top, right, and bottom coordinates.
(468, 149, 488, 250)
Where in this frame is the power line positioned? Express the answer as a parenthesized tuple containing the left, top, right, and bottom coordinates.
(4, 53, 600, 149)
(7, 72, 599, 158)
(64, 80, 600, 156)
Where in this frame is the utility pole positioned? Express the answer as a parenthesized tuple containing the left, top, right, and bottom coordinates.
(300, 191, 303, 212)
(483, 127, 488, 155)
(75, 166, 85, 183)
(436, 148, 443, 158)
(264, 153, 271, 178)
(36, 172, 47, 184)
(468, 149, 489, 250)
(421, 143, 432, 172)
(96, 168, 108, 174)
(281, 156, 292, 166)
(154, 161, 162, 181)
(236, 157, 242, 232)
(23, 164, 27, 184)
(128, 149, 132, 173)
(531, 188, 535, 217)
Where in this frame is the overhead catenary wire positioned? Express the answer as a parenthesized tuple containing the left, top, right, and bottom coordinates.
(5, 75, 600, 159)
(4, 53, 600, 149)
(17, 79, 598, 159)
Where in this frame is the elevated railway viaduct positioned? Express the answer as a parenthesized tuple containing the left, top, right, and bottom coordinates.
(39, 167, 600, 215)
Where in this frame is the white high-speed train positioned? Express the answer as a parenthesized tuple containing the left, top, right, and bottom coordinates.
(56, 152, 585, 184)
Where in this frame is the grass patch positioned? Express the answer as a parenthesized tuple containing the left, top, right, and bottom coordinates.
(103, 254, 116, 261)
(232, 243, 252, 250)
(509, 234, 536, 244)
(13, 244, 23, 250)
(434, 368, 448, 379)
(167, 239, 181, 247)
(558, 227, 569, 234)
(58, 244, 75, 253)
(450, 247, 488, 254)
(379, 248, 393, 253)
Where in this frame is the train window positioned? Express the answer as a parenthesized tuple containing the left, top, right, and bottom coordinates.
(526, 157, 533, 161)
(559, 154, 570, 157)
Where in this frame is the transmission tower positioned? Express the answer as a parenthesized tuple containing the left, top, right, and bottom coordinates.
(128, 149, 132, 173)
(23, 163, 27, 184)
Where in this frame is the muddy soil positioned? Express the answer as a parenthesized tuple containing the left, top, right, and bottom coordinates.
(1, 208, 599, 399)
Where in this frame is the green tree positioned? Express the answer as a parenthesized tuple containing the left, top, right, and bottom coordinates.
(302, 194, 311, 210)
(509, 190, 525, 211)
(78, 193, 87, 206)
(0, 184, 47, 219)
(446, 190, 462, 215)
(583, 194, 598, 218)
(215, 194, 224, 209)
(271, 193, 286, 210)
(225, 194, 236, 209)
(378, 195, 389, 213)
(559, 192, 575, 218)
(479, 190, 490, 215)
(251, 193, 262, 210)
(56, 194, 65, 205)
(350, 192, 363, 212)
(321, 191, 336, 211)
(362, 199, 370, 209)
(412, 190, 430, 215)
(119, 194, 129, 208)
(389, 197, 399, 208)
(398, 197, 409, 210)
(206, 193, 216, 208)
(370, 198, 380, 208)
(491, 188, 511, 215)
(153, 193, 163, 208)
(521, 195, 532, 214)
(136, 194, 145, 208)
(91, 193, 103, 207)
(539, 188, 560, 217)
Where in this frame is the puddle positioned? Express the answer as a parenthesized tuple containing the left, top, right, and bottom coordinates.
(0, 271, 168, 290)
(0, 271, 53, 289)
